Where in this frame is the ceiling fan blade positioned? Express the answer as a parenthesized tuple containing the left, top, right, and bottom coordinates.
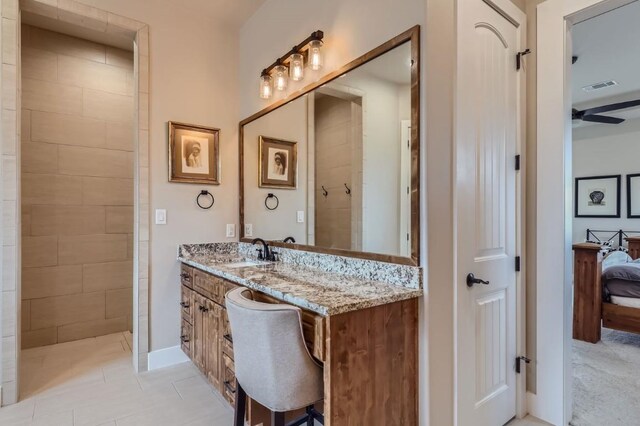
(582, 114, 625, 124)
(582, 99, 640, 116)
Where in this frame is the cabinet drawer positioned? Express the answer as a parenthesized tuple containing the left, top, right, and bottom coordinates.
(193, 269, 225, 305)
(180, 285, 194, 324)
(180, 264, 194, 289)
(180, 319, 193, 358)
(221, 353, 236, 406)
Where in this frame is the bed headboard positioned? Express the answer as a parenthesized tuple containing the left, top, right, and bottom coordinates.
(626, 237, 640, 260)
(585, 229, 640, 254)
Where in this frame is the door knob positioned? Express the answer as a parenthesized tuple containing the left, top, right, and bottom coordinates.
(466, 273, 490, 287)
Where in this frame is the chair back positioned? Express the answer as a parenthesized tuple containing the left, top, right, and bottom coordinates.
(225, 287, 323, 412)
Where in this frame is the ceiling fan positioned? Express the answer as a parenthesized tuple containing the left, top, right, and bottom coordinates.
(572, 99, 640, 124)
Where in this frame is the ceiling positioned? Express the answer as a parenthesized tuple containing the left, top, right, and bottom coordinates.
(338, 42, 412, 86)
(358, 42, 412, 85)
(572, 0, 640, 109)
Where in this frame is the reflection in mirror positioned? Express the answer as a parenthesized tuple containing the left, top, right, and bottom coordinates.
(242, 37, 416, 260)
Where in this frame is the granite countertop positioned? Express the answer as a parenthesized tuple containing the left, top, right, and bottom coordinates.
(177, 244, 423, 316)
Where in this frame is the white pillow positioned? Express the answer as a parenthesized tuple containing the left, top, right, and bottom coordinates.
(603, 251, 633, 269)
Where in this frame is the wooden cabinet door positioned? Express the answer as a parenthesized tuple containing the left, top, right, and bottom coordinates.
(205, 299, 221, 389)
(192, 293, 208, 373)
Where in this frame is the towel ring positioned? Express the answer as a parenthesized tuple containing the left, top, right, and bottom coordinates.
(196, 190, 215, 209)
(265, 193, 279, 211)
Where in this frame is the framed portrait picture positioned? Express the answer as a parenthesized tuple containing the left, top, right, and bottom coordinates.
(259, 136, 297, 189)
(575, 175, 621, 218)
(168, 121, 220, 184)
(627, 174, 640, 218)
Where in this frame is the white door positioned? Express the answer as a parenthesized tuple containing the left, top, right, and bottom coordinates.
(456, 0, 524, 425)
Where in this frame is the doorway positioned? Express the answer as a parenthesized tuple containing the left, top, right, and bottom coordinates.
(0, 0, 150, 405)
(535, 0, 640, 424)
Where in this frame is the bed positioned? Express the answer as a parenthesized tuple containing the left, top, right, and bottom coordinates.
(573, 235, 640, 343)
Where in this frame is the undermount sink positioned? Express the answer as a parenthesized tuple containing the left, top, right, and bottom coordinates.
(225, 260, 270, 268)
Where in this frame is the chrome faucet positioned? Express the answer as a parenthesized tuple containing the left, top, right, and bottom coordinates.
(252, 238, 272, 261)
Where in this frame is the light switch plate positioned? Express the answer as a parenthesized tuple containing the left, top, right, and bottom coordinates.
(296, 211, 304, 223)
(244, 224, 253, 237)
(226, 224, 235, 238)
(155, 209, 167, 225)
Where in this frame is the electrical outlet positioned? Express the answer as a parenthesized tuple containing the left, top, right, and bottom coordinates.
(226, 224, 235, 238)
(296, 211, 304, 223)
(155, 209, 167, 225)
(244, 224, 253, 237)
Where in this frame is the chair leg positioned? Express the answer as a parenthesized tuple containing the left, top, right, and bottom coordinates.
(271, 410, 285, 426)
(306, 406, 314, 426)
(234, 381, 247, 426)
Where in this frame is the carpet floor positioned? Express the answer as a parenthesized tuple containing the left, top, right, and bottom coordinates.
(572, 328, 640, 426)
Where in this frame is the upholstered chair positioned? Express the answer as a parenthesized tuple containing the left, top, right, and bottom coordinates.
(225, 287, 324, 426)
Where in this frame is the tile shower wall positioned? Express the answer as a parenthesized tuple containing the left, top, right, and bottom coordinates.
(20, 25, 134, 349)
(314, 95, 358, 250)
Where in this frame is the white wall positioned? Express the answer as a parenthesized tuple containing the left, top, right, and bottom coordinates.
(324, 74, 407, 255)
(243, 96, 308, 243)
(572, 119, 640, 243)
(73, 0, 240, 352)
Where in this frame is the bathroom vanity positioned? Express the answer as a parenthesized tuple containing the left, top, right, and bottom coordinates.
(177, 242, 422, 425)
(178, 26, 423, 425)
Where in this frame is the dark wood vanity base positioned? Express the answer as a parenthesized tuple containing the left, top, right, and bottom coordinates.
(179, 262, 418, 426)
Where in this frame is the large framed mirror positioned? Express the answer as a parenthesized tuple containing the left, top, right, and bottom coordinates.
(239, 26, 420, 265)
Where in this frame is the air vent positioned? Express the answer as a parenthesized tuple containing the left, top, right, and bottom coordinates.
(582, 80, 618, 92)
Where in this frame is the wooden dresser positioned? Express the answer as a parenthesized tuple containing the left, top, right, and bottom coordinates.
(179, 262, 418, 426)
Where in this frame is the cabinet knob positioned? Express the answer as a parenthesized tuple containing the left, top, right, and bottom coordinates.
(180, 335, 190, 343)
(180, 302, 189, 308)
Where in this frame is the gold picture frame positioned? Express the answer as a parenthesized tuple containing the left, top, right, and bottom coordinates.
(168, 121, 220, 184)
(259, 136, 297, 189)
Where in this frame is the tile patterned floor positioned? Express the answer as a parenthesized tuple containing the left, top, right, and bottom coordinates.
(507, 416, 552, 425)
(0, 332, 233, 425)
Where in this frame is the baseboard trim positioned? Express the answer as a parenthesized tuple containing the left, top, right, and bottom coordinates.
(147, 345, 190, 370)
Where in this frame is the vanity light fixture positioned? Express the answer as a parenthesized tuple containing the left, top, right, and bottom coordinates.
(289, 53, 304, 81)
(259, 70, 273, 99)
(308, 39, 323, 71)
(273, 63, 288, 91)
(257, 30, 324, 99)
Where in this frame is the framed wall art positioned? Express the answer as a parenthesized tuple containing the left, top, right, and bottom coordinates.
(627, 173, 640, 218)
(168, 121, 220, 184)
(259, 136, 297, 189)
(575, 174, 621, 218)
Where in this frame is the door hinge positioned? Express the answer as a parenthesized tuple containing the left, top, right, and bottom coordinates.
(515, 356, 531, 374)
(515, 256, 521, 272)
(515, 154, 521, 171)
(516, 49, 531, 71)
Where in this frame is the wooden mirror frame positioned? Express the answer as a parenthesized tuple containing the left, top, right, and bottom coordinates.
(239, 25, 420, 266)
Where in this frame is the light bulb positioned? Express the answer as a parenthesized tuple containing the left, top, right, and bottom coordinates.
(274, 65, 288, 91)
(289, 53, 304, 81)
(259, 73, 272, 99)
(308, 40, 323, 71)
